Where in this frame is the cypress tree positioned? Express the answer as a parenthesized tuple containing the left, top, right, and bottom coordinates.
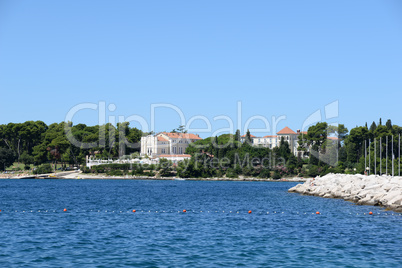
(386, 119, 392, 130)
(369, 121, 377, 132)
(234, 129, 241, 142)
(245, 129, 252, 145)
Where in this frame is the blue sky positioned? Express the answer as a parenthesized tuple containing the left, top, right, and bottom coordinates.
(0, 0, 401, 137)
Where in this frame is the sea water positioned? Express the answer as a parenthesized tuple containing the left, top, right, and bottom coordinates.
(0, 179, 401, 267)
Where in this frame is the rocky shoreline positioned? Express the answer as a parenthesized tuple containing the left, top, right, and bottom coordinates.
(1, 171, 309, 182)
(61, 173, 308, 182)
(288, 174, 402, 212)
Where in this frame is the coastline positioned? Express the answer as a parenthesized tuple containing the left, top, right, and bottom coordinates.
(0, 172, 308, 182)
(289, 173, 402, 212)
(61, 173, 309, 182)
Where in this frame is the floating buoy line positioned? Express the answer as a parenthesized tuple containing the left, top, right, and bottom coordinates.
(0, 209, 400, 216)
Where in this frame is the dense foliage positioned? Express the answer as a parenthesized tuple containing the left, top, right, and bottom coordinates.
(0, 121, 142, 171)
(2, 118, 401, 178)
(343, 119, 402, 174)
(178, 119, 402, 178)
(180, 131, 301, 179)
(297, 120, 402, 176)
(87, 159, 175, 177)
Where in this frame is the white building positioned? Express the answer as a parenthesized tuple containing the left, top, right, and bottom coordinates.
(241, 127, 308, 155)
(141, 132, 202, 157)
(252, 135, 279, 149)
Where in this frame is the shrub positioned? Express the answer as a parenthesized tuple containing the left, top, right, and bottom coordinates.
(226, 168, 238, 178)
(81, 166, 90, 173)
(143, 171, 155, 177)
(307, 165, 319, 177)
(107, 170, 123, 176)
(272, 170, 282, 180)
(259, 168, 271, 178)
(33, 164, 53, 174)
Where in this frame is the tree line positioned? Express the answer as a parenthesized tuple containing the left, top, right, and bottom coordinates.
(1, 118, 401, 178)
(0, 121, 142, 171)
(178, 119, 402, 178)
(178, 131, 299, 178)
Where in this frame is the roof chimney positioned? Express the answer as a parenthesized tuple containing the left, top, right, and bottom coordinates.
(297, 129, 300, 134)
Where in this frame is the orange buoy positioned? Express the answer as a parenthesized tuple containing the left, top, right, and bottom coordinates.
(183, 209, 187, 213)
(132, 209, 136, 213)
(248, 210, 252, 214)
(316, 211, 320, 215)
(0, 209, 2, 212)
(63, 208, 67, 212)
(369, 211, 373, 215)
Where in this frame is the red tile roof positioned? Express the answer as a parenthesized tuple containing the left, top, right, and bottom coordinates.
(160, 132, 202, 140)
(157, 136, 168, 142)
(158, 154, 191, 158)
(277, 127, 296, 135)
(327, 136, 339, 140)
(263, 135, 277, 138)
(241, 134, 257, 138)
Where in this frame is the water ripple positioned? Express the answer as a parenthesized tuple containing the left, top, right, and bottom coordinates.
(0, 179, 401, 267)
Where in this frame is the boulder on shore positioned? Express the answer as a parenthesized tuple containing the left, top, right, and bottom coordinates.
(288, 174, 402, 212)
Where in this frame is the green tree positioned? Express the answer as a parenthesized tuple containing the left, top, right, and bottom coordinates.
(301, 122, 328, 157)
(369, 121, 377, 132)
(344, 126, 369, 163)
(386, 119, 392, 130)
(234, 129, 241, 143)
(245, 129, 252, 145)
(338, 124, 349, 142)
(0, 148, 16, 171)
(20, 152, 34, 165)
(276, 136, 291, 160)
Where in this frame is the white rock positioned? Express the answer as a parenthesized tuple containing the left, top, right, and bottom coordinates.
(288, 174, 402, 211)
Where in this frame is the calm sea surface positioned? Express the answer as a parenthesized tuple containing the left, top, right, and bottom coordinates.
(0, 179, 401, 267)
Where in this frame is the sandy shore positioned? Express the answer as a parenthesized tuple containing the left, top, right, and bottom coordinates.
(0, 171, 79, 179)
(289, 174, 402, 212)
(0, 172, 32, 179)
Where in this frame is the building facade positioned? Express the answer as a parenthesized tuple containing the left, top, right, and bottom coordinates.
(140, 132, 202, 157)
(241, 127, 309, 156)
